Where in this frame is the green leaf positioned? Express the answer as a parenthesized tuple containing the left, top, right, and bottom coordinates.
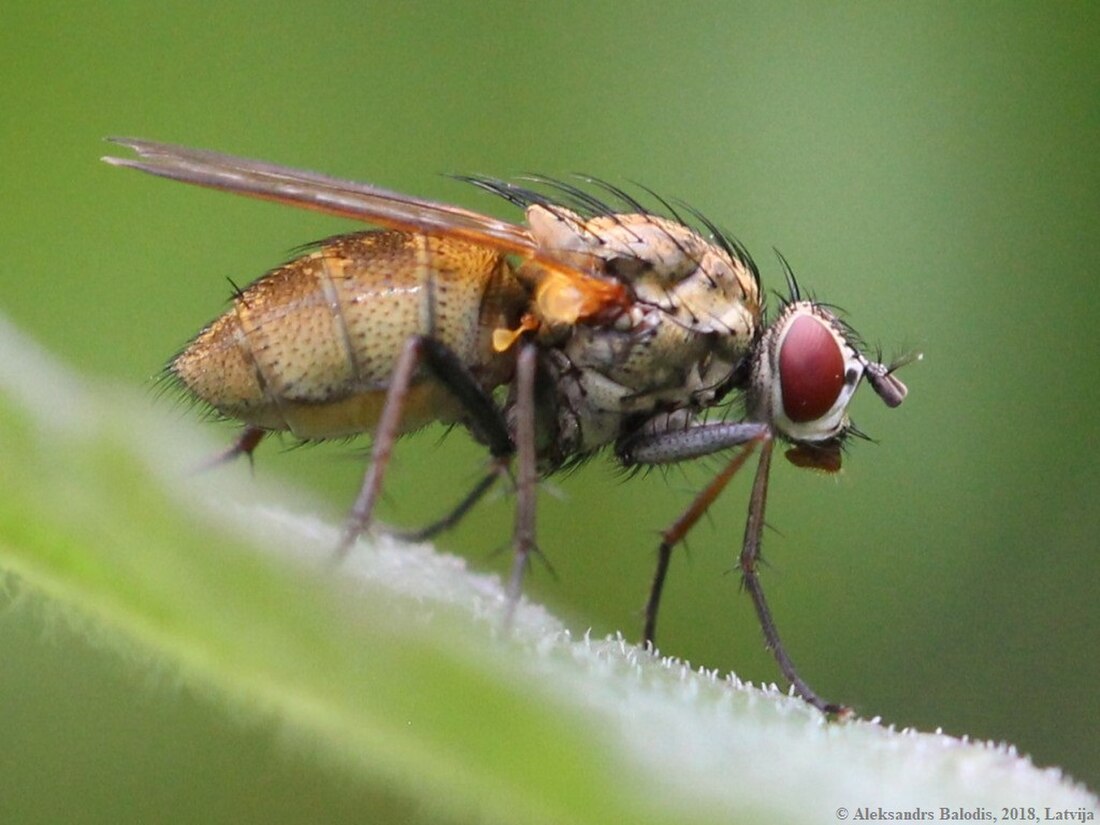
(0, 315, 1095, 824)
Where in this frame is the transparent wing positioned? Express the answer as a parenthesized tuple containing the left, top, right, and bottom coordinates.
(103, 138, 540, 256)
(103, 138, 631, 323)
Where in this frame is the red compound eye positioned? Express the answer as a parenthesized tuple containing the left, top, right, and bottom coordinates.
(779, 314, 845, 423)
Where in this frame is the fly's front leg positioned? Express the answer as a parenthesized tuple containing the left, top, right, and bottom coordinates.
(336, 335, 514, 559)
(621, 418, 844, 715)
(617, 420, 770, 646)
(740, 439, 844, 715)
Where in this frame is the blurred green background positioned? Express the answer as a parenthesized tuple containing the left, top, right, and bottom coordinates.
(2, 0, 1097, 819)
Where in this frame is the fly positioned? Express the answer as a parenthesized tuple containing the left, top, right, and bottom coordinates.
(104, 138, 918, 714)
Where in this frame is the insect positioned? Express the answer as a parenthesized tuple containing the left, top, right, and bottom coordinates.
(104, 138, 916, 714)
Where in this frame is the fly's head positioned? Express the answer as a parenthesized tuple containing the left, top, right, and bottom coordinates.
(746, 265, 917, 471)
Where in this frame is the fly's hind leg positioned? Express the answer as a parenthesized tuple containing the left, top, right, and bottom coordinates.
(398, 340, 540, 630)
(336, 334, 514, 560)
(194, 425, 266, 473)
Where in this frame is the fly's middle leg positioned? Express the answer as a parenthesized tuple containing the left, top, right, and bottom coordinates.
(336, 335, 514, 560)
(503, 342, 539, 625)
(391, 469, 505, 543)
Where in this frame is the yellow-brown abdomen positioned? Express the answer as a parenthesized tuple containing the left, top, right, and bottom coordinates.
(171, 231, 527, 439)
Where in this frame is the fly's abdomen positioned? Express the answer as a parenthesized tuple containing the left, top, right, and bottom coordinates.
(171, 231, 525, 439)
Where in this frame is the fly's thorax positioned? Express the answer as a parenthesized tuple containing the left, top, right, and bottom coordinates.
(521, 206, 761, 460)
(526, 206, 760, 352)
(561, 303, 738, 403)
(525, 203, 760, 385)
(170, 230, 526, 439)
(535, 329, 743, 464)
